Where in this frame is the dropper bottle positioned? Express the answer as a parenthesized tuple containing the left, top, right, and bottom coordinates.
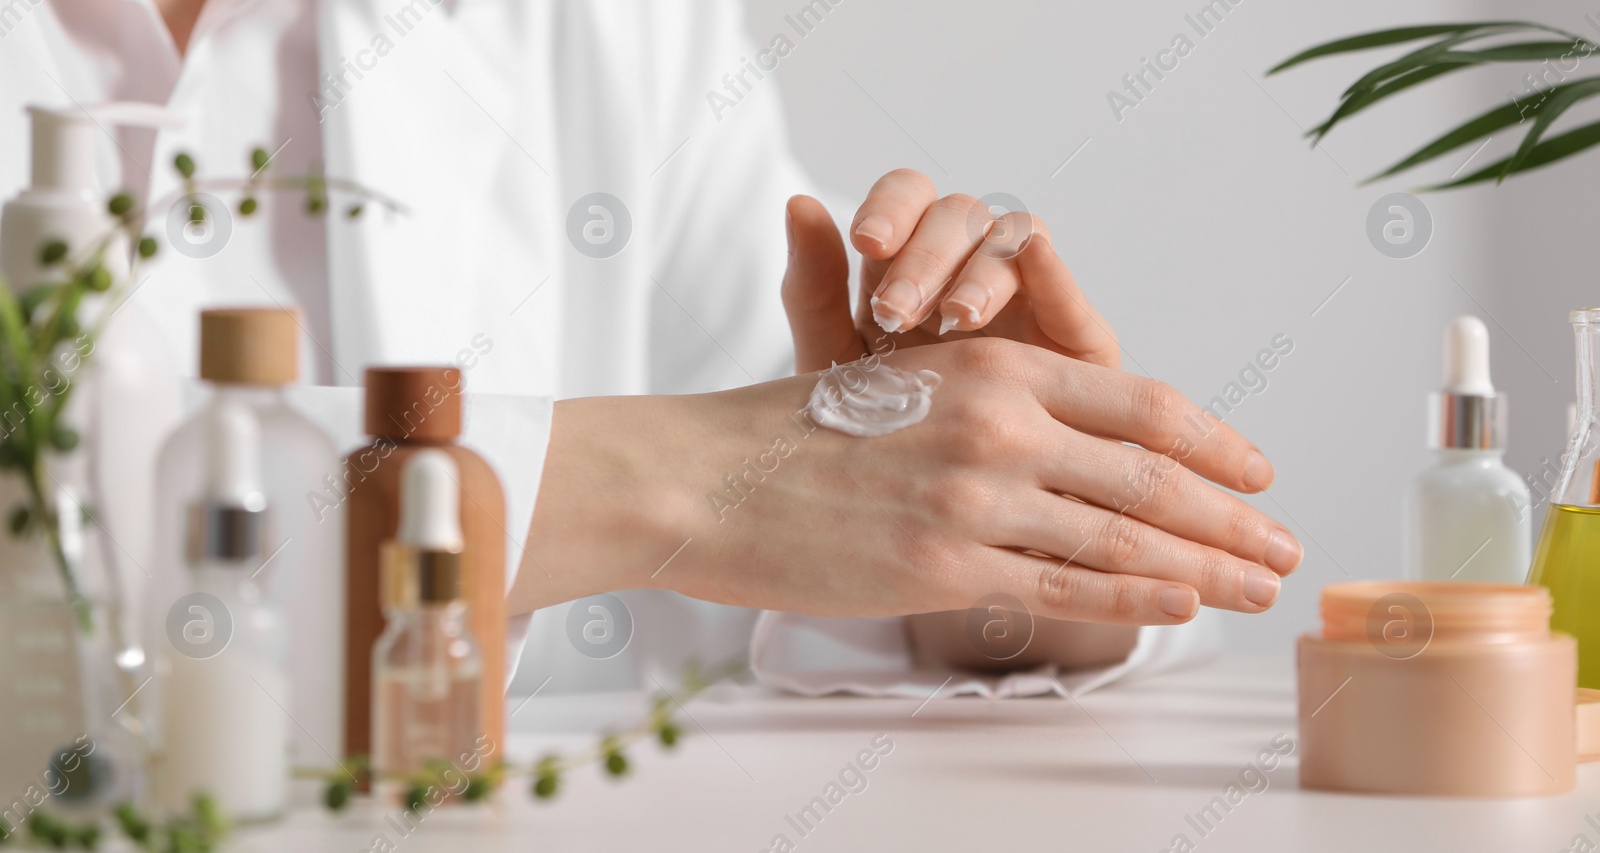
(155, 404, 289, 821)
(1403, 315, 1531, 582)
(371, 450, 482, 798)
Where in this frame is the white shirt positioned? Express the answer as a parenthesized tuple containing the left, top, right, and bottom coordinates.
(0, 0, 1212, 708)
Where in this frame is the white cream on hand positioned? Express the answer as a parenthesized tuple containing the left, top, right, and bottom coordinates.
(805, 361, 942, 437)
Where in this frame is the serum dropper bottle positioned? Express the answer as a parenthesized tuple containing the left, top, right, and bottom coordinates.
(372, 451, 482, 798)
(1404, 315, 1531, 582)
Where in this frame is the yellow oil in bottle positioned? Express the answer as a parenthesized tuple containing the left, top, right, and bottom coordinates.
(1528, 503, 1600, 689)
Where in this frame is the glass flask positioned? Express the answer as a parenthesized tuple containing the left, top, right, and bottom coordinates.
(1529, 307, 1600, 688)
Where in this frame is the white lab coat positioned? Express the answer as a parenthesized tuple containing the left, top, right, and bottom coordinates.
(0, 0, 1214, 702)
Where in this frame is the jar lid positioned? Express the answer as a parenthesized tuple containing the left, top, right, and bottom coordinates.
(1320, 581, 1551, 646)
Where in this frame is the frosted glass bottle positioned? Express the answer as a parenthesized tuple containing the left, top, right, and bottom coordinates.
(1404, 317, 1531, 582)
(155, 404, 288, 821)
(147, 308, 342, 766)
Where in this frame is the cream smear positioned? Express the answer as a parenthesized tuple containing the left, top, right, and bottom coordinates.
(805, 361, 942, 437)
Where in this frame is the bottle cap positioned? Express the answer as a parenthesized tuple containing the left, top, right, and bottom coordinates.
(1430, 315, 1506, 450)
(363, 367, 463, 441)
(382, 451, 465, 607)
(199, 307, 300, 385)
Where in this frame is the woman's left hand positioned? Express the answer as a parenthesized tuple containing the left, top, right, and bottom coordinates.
(782, 169, 1121, 373)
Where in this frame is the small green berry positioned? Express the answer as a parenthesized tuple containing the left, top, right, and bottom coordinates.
(604, 751, 628, 777)
(84, 266, 112, 293)
(188, 201, 206, 225)
(657, 722, 681, 749)
(345, 203, 363, 219)
(323, 779, 350, 812)
(532, 773, 558, 799)
(112, 804, 149, 844)
(250, 147, 271, 173)
(49, 428, 78, 452)
(403, 786, 427, 814)
(137, 236, 158, 259)
(107, 193, 134, 217)
(174, 153, 196, 179)
(9, 505, 29, 535)
(239, 197, 258, 216)
(39, 240, 69, 266)
(193, 792, 225, 834)
(462, 777, 489, 802)
(74, 824, 99, 849)
(305, 195, 326, 216)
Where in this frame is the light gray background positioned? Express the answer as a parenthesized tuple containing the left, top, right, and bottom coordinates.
(741, 0, 1600, 650)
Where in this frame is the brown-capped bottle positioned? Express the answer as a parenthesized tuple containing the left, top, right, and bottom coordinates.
(344, 367, 506, 766)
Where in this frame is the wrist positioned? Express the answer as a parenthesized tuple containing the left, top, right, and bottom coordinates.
(511, 395, 711, 614)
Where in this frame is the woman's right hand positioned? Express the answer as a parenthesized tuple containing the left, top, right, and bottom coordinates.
(514, 337, 1301, 626)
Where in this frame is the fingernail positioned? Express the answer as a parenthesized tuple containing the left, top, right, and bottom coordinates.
(871, 279, 919, 333)
(1243, 569, 1280, 609)
(1243, 451, 1275, 490)
(938, 313, 959, 336)
(869, 297, 903, 333)
(854, 214, 893, 251)
(1159, 587, 1198, 620)
(941, 281, 989, 332)
(1265, 529, 1303, 575)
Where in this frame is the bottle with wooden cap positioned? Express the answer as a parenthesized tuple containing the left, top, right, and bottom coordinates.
(148, 307, 342, 766)
(345, 367, 505, 766)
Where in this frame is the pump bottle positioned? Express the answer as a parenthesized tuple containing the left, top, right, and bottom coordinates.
(1404, 315, 1531, 582)
(0, 102, 183, 804)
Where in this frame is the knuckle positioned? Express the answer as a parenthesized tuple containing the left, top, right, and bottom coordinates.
(1193, 550, 1236, 597)
(1105, 576, 1142, 621)
(956, 336, 1021, 377)
(1133, 379, 1186, 436)
(937, 192, 982, 214)
(1100, 512, 1144, 567)
(918, 468, 993, 526)
(894, 243, 950, 277)
(1223, 502, 1264, 553)
(885, 167, 935, 194)
(945, 405, 1017, 465)
(1036, 562, 1081, 613)
(1128, 454, 1177, 510)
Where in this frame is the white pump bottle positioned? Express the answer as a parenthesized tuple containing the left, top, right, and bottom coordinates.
(0, 103, 183, 805)
(1404, 315, 1532, 582)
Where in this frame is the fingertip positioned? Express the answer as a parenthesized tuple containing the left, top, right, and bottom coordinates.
(1265, 527, 1303, 576)
(1242, 450, 1275, 492)
(853, 213, 895, 257)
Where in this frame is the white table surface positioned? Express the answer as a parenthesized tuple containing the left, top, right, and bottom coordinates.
(238, 652, 1600, 852)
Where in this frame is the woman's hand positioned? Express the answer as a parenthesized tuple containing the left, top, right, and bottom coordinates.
(782, 172, 1121, 373)
(513, 339, 1301, 625)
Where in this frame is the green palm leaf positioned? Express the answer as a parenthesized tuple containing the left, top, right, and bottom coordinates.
(1428, 117, 1600, 188)
(1311, 40, 1590, 142)
(1267, 21, 1549, 74)
(1498, 78, 1600, 179)
(1276, 20, 1600, 187)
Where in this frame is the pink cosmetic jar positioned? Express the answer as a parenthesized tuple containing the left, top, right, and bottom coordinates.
(1298, 582, 1575, 797)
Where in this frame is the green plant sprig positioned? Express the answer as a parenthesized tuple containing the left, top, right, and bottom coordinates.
(0, 146, 402, 636)
(2, 795, 225, 852)
(1269, 20, 1600, 187)
(311, 660, 744, 812)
